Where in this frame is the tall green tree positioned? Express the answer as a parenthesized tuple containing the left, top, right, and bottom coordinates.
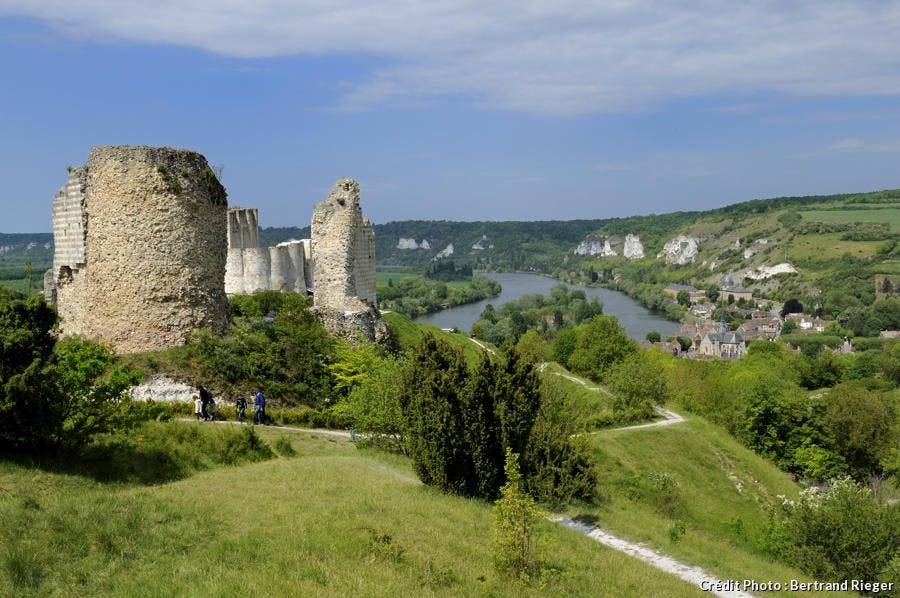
(568, 315, 637, 382)
(399, 335, 472, 494)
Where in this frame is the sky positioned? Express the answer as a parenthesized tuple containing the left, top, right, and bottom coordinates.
(1, 1, 899, 233)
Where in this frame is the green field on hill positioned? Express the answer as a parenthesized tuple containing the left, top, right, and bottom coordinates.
(799, 207, 900, 232)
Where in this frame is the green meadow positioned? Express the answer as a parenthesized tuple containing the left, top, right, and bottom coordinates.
(1, 422, 709, 597)
(799, 207, 900, 232)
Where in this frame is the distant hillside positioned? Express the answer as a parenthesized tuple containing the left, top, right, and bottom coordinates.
(0, 233, 52, 268)
(563, 188, 900, 324)
(259, 219, 610, 271)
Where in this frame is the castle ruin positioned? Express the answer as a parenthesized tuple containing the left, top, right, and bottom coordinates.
(45, 148, 384, 351)
(45, 145, 229, 353)
(224, 207, 311, 295)
(311, 179, 387, 343)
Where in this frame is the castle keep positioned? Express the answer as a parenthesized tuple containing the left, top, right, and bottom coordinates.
(46, 145, 229, 353)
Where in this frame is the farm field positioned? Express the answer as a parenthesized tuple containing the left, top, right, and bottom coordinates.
(799, 207, 900, 231)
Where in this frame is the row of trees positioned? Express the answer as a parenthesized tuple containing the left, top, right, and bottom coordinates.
(377, 274, 500, 318)
(471, 285, 604, 347)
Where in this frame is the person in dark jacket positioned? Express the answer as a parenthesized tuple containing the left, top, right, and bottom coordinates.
(236, 396, 247, 423)
(254, 390, 266, 425)
(199, 384, 213, 421)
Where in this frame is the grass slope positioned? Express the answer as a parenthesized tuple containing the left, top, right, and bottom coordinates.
(568, 415, 854, 597)
(1, 424, 705, 596)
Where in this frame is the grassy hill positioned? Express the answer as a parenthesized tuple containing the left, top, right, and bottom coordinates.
(1, 424, 709, 596)
(566, 415, 855, 596)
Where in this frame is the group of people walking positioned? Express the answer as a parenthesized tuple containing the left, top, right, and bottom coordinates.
(193, 385, 267, 425)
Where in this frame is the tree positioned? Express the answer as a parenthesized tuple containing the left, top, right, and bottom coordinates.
(550, 326, 578, 367)
(515, 330, 548, 366)
(568, 315, 637, 382)
(645, 331, 661, 343)
(825, 381, 897, 481)
(399, 335, 472, 494)
(0, 290, 140, 453)
(781, 298, 804, 318)
(344, 354, 406, 446)
(0, 291, 62, 451)
(676, 290, 691, 307)
(464, 355, 506, 499)
(607, 352, 668, 420)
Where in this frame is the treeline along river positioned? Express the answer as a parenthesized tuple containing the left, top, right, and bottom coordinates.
(413, 273, 679, 341)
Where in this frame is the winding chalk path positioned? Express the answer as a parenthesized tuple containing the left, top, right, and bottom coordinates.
(552, 516, 754, 597)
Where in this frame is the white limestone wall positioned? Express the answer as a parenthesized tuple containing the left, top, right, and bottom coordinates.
(242, 247, 270, 292)
(228, 207, 259, 249)
(51, 167, 88, 273)
(225, 250, 245, 294)
(301, 239, 313, 292)
(280, 241, 308, 294)
(269, 245, 291, 291)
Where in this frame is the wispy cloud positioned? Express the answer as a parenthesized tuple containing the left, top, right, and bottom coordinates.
(829, 138, 900, 153)
(2, 1, 900, 115)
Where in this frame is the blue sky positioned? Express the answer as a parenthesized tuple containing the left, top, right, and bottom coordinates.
(1, 1, 899, 233)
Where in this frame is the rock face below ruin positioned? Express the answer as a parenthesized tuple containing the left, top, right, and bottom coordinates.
(50, 145, 229, 353)
(311, 179, 387, 344)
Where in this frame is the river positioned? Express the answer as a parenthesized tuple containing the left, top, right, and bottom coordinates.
(413, 272, 680, 341)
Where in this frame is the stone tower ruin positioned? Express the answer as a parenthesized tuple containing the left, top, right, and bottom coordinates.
(46, 145, 229, 353)
(311, 179, 387, 343)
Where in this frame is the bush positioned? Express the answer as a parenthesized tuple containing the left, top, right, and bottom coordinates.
(780, 478, 900, 584)
(492, 449, 543, 582)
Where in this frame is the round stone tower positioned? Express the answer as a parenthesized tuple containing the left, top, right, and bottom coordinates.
(81, 145, 228, 353)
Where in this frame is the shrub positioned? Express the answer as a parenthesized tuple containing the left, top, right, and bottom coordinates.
(780, 478, 900, 584)
(492, 449, 543, 582)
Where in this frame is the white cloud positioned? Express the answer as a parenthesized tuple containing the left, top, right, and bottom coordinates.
(830, 138, 900, 153)
(2, 1, 900, 115)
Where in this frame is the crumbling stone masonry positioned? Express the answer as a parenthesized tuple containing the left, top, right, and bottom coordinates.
(311, 178, 387, 344)
(45, 145, 229, 353)
(224, 207, 309, 295)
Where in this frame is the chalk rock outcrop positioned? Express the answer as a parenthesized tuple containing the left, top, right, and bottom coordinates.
(737, 263, 797, 280)
(574, 240, 605, 256)
(397, 237, 420, 250)
(623, 234, 645, 259)
(575, 234, 644, 259)
(311, 179, 387, 344)
(435, 244, 454, 259)
(657, 234, 700, 265)
(47, 145, 229, 353)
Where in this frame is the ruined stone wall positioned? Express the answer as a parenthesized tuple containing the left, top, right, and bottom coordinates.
(45, 167, 88, 314)
(311, 178, 386, 343)
(51, 167, 88, 273)
(224, 207, 308, 295)
(78, 145, 229, 353)
(228, 207, 259, 249)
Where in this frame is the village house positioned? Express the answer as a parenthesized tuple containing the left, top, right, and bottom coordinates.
(698, 328, 748, 360)
(664, 283, 707, 304)
(737, 310, 782, 341)
(784, 313, 827, 333)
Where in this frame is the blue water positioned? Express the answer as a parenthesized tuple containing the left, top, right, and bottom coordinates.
(413, 272, 679, 341)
